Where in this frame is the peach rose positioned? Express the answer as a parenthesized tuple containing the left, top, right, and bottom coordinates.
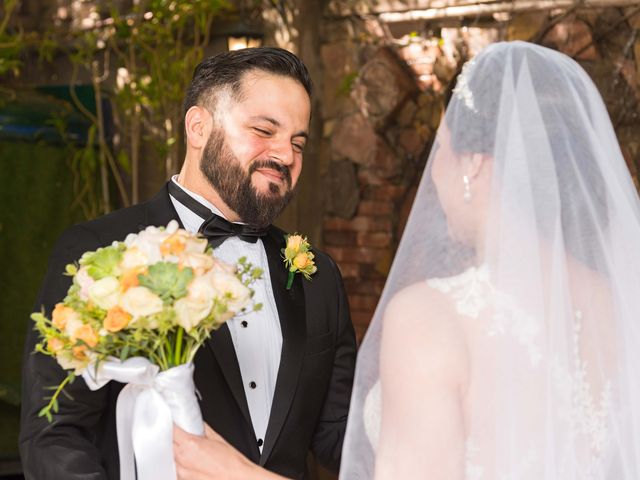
(103, 306, 132, 332)
(52, 303, 77, 330)
(72, 345, 88, 360)
(160, 234, 186, 257)
(47, 337, 65, 353)
(71, 324, 99, 348)
(120, 267, 146, 292)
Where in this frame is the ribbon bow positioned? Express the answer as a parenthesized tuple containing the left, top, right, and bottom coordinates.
(83, 357, 204, 480)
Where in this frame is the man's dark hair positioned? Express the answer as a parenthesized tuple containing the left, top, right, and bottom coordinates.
(183, 47, 313, 115)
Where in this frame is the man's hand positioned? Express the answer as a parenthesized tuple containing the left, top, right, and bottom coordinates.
(173, 424, 289, 480)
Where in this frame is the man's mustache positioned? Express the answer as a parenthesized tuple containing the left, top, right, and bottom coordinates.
(249, 160, 292, 187)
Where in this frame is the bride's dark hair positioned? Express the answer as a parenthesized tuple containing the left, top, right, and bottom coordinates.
(445, 43, 610, 270)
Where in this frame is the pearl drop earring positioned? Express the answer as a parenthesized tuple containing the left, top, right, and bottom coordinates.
(463, 175, 472, 203)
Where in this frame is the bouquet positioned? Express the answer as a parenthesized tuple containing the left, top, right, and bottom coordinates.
(32, 220, 262, 480)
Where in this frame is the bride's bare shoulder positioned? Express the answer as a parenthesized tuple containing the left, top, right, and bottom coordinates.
(381, 281, 468, 385)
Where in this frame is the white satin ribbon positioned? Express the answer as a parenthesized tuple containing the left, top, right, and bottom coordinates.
(83, 357, 204, 480)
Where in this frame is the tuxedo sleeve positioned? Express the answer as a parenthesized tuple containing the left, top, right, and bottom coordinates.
(309, 258, 357, 473)
(19, 225, 111, 480)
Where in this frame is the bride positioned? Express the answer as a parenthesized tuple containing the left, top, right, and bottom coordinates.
(172, 41, 640, 479)
(340, 41, 640, 479)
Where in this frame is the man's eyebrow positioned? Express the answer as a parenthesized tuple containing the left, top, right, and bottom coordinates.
(250, 116, 308, 139)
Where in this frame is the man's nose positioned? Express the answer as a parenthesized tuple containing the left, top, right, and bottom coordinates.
(268, 139, 296, 166)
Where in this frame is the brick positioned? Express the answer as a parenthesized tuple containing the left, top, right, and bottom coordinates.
(354, 324, 370, 345)
(348, 294, 380, 311)
(335, 262, 360, 278)
(323, 230, 357, 246)
(324, 246, 384, 264)
(323, 216, 392, 233)
(366, 184, 407, 201)
(357, 200, 394, 216)
(350, 311, 375, 329)
(356, 231, 392, 247)
(344, 278, 386, 296)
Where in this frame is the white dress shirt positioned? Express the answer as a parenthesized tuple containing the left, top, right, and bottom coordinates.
(169, 176, 282, 451)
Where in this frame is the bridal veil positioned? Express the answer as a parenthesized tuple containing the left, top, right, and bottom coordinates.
(340, 41, 640, 479)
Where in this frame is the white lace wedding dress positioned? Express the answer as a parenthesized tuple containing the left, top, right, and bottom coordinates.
(362, 265, 613, 479)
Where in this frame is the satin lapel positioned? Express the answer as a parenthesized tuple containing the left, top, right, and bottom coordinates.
(143, 182, 184, 229)
(145, 183, 254, 428)
(207, 324, 254, 430)
(259, 228, 307, 465)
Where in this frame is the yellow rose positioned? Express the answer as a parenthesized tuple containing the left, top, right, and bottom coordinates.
(88, 277, 121, 310)
(287, 235, 304, 252)
(103, 305, 132, 332)
(293, 252, 311, 270)
(71, 324, 99, 348)
(120, 286, 164, 319)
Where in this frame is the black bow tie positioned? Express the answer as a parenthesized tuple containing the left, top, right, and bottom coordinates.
(167, 181, 268, 248)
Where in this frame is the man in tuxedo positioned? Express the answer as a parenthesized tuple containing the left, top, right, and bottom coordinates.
(20, 47, 356, 480)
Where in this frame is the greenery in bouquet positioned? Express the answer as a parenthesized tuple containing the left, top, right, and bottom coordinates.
(31, 220, 262, 421)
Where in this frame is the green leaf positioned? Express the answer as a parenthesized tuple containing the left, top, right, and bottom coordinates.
(79, 245, 124, 280)
(138, 262, 194, 303)
(120, 344, 130, 361)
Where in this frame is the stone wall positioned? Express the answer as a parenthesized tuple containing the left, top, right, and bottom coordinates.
(318, 5, 640, 342)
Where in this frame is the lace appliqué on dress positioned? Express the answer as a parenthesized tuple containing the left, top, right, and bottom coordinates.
(427, 265, 542, 366)
(553, 310, 613, 478)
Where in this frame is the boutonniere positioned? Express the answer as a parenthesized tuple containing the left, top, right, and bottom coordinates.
(282, 234, 317, 290)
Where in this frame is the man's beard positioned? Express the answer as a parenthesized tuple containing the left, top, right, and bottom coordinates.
(200, 129, 295, 227)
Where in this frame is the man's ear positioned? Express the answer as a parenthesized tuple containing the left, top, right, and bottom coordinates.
(184, 106, 211, 149)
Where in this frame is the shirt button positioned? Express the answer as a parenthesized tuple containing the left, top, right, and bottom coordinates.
(241, 320, 248, 328)
(257, 438, 264, 447)
(249, 381, 257, 389)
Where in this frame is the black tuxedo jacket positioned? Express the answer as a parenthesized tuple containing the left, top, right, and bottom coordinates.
(19, 183, 357, 480)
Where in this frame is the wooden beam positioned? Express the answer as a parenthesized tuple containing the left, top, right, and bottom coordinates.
(326, 0, 640, 19)
(377, 0, 640, 22)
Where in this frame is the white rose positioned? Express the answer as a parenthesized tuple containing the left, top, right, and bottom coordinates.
(173, 296, 214, 331)
(179, 252, 215, 275)
(127, 225, 172, 265)
(120, 246, 149, 270)
(210, 270, 251, 313)
(120, 286, 164, 319)
(189, 274, 219, 301)
(75, 266, 95, 301)
(211, 258, 237, 275)
(56, 351, 89, 375)
(88, 277, 121, 310)
(181, 233, 208, 254)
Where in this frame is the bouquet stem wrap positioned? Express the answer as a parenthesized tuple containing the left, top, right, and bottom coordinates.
(83, 357, 204, 480)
